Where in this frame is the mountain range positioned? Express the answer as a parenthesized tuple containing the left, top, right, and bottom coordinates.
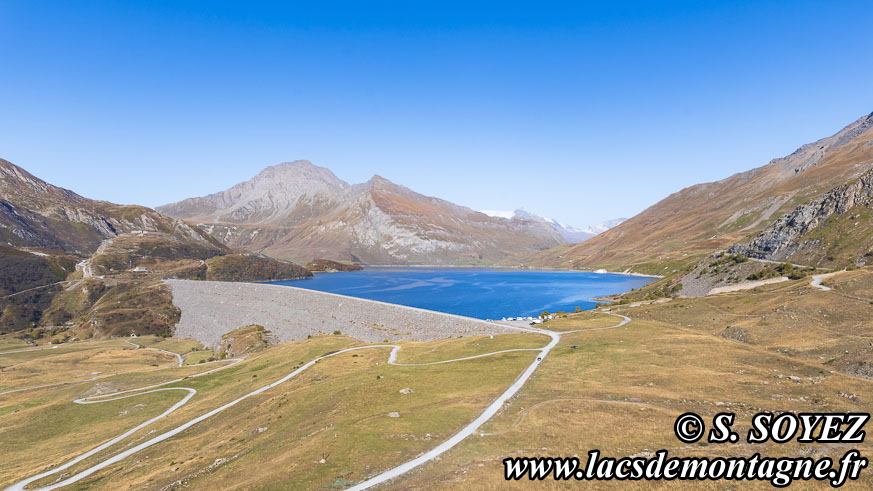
(157, 162, 570, 265)
(4, 108, 873, 333)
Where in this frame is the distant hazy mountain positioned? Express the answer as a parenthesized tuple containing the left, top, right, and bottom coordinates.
(158, 161, 565, 265)
(479, 208, 626, 243)
(581, 217, 627, 235)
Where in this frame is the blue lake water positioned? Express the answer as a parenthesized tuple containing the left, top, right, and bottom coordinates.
(270, 268, 655, 320)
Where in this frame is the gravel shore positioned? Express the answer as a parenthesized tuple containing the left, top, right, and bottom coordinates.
(166, 279, 515, 348)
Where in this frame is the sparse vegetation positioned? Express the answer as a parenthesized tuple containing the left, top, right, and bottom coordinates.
(305, 259, 363, 272)
(202, 254, 312, 282)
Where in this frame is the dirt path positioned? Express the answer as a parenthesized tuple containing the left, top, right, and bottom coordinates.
(810, 271, 842, 291)
(707, 276, 789, 295)
(125, 339, 183, 367)
(5, 356, 243, 491)
(8, 314, 631, 491)
(7, 342, 540, 491)
(347, 313, 629, 490)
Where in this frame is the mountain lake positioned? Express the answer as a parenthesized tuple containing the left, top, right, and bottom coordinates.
(270, 267, 656, 320)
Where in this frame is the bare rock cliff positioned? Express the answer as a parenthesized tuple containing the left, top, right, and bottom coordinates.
(730, 169, 873, 262)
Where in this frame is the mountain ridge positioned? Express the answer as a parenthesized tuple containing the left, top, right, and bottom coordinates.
(0, 158, 219, 254)
(158, 162, 566, 265)
(0, 158, 314, 335)
(526, 111, 873, 274)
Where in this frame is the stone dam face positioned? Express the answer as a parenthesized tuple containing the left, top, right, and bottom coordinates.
(165, 279, 517, 348)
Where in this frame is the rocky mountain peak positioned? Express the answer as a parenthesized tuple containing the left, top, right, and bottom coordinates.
(257, 160, 348, 188)
(356, 174, 408, 194)
(157, 160, 350, 223)
(159, 161, 565, 264)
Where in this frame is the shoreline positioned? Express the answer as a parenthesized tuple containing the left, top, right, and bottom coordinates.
(347, 264, 664, 279)
(267, 267, 656, 320)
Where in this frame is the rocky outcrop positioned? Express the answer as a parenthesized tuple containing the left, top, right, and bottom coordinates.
(730, 170, 873, 261)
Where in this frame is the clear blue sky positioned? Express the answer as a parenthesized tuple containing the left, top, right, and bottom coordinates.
(1, 1, 871, 227)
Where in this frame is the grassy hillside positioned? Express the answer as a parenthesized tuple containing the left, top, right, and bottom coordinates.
(405, 283, 873, 488)
(35, 234, 312, 338)
(0, 247, 77, 333)
(5, 273, 873, 489)
(202, 254, 312, 282)
(527, 112, 873, 272)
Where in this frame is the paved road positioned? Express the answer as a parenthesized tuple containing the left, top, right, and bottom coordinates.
(8, 314, 631, 491)
(747, 257, 822, 270)
(65, 238, 115, 291)
(2, 282, 66, 299)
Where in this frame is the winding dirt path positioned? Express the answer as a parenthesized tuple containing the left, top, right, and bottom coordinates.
(0, 341, 184, 397)
(6, 356, 243, 491)
(8, 314, 632, 491)
(810, 271, 841, 291)
(124, 339, 183, 367)
(347, 313, 630, 490)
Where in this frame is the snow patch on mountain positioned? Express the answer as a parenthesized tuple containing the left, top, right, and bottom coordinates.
(477, 209, 516, 219)
(582, 218, 627, 235)
(478, 208, 626, 243)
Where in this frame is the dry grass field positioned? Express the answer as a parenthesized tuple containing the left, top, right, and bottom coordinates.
(3, 271, 872, 489)
(398, 271, 873, 489)
(1, 331, 542, 489)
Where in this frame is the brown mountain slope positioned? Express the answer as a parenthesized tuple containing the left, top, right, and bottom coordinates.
(0, 158, 220, 254)
(528, 112, 873, 274)
(0, 158, 311, 336)
(0, 157, 226, 333)
(159, 161, 564, 264)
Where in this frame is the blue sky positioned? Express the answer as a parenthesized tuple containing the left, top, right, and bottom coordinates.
(1, 1, 871, 226)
